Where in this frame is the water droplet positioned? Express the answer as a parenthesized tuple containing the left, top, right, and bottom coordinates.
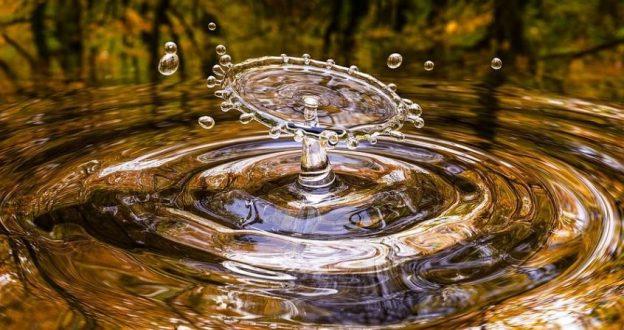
(387, 53, 402, 69)
(215, 89, 231, 99)
(212, 64, 225, 77)
(198, 116, 215, 129)
(220, 101, 234, 112)
(325, 59, 335, 69)
(158, 53, 179, 76)
(164, 41, 177, 54)
(269, 126, 282, 139)
(239, 113, 254, 124)
(216, 45, 226, 55)
(368, 134, 378, 145)
(219, 54, 232, 66)
(491, 57, 502, 70)
(412, 117, 425, 128)
(206, 75, 218, 88)
(281, 54, 289, 64)
(348, 65, 359, 75)
(424, 60, 434, 71)
(208, 22, 217, 31)
(302, 54, 311, 65)
(347, 137, 359, 150)
(408, 103, 422, 116)
(294, 129, 304, 142)
(387, 83, 397, 92)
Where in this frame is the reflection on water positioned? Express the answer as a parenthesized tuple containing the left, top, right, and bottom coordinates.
(0, 73, 622, 328)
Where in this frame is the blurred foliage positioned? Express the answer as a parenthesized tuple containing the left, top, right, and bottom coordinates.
(0, 0, 623, 101)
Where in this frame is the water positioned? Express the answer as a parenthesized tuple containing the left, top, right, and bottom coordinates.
(387, 53, 403, 69)
(208, 22, 217, 31)
(424, 60, 435, 71)
(491, 57, 503, 70)
(0, 70, 623, 328)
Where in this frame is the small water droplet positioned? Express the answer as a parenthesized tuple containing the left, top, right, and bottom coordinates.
(294, 129, 304, 142)
(164, 41, 177, 54)
(239, 113, 254, 124)
(387, 83, 397, 92)
(424, 60, 434, 71)
(491, 57, 502, 70)
(368, 134, 378, 145)
(281, 54, 289, 64)
(302, 54, 311, 65)
(206, 75, 218, 88)
(216, 45, 226, 55)
(198, 116, 215, 129)
(158, 53, 179, 76)
(208, 22, 217, 31)
(348, 65, 359, 75)
(387, 53, 402, 69)
(408, 103, 422, 116)
(212, 64, 225, 77)
(221, 101, 234, 112)
(347, 137, 359, 150)
(215, 89, 231, 99)
(219, 54, 232, 66)
(269, 126, 282, 139)
(413, 117, 425, 128)
(325, 59, 335, 69)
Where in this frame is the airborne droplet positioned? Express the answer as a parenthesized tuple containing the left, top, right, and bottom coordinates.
(208, 22, 217, 31)
(491, 57, 502, 70)
(216, 45, 226, 55)
(424, 60, 434, 71)
(198, 116, 215, 129)
(302, 54, 311, 65)
(387, 83, 397, 92)
(387, 53, 403, 69)
(348, 65, 359, 75)
(206, 75, 218, 88)
(164, 41, 177, 54)
(158, 53, 179, 76)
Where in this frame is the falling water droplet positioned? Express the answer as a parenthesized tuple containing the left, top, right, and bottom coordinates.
(387, 83, 397, 92)
(239, 113, 254, 124)
(281, 54, 289, 64)
(158, 53, 179, 76)
(302, 54, 311, 65)
(198, 116, 215, 129)
(491, 57, 502, 70)
(164, 41, 177, 54)
(347, 136, 359, 150)
(216, 45, 227, 55)
(220, 101, 234, 112)
(219, 54, 232, 67)
(348, 65, 359, 75)
(208, 22, 217, 31)
(325, 59, 335, 69)
(387, 53, 403, 69)
(269, 126, 282, 139)
(294, 129, 304, 142)
(206, 75, 218, 88)
(424, 60, 434, 71)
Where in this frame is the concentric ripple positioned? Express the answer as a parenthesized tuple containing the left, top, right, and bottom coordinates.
(0, 79, 622, 329)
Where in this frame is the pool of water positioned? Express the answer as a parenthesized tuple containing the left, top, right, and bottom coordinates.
(0, 73, 622, 329)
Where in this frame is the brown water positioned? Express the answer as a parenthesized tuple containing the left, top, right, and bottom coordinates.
(0, 72, 623, 329)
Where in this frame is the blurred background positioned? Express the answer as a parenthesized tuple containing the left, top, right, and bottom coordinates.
(0, 0, 623, 102)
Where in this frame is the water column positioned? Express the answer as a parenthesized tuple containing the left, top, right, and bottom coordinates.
(298, 96, 336, 189)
